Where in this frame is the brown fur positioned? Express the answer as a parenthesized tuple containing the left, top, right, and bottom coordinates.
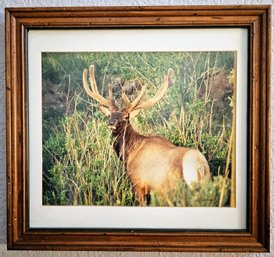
(112, 120, 211, 205)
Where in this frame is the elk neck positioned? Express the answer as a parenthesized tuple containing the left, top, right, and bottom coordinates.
(112, 121, 144, 164)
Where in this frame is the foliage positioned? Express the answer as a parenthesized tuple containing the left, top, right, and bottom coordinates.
(43, 107, 135, 206)
(150, 176, 230, 207)
(42, 51, 235, 207)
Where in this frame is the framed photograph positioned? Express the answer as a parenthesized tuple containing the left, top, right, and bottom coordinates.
(6, 6, 270, 252)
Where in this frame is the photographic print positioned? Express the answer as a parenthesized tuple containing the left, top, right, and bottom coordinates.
(42, 51, 236, 207)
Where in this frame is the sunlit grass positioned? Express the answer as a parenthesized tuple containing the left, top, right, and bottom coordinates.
(42, 51, 234, 207)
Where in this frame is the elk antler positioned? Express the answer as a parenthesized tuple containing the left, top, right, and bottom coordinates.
(122, 68, 173, 113)
(83, 65, 114, 108)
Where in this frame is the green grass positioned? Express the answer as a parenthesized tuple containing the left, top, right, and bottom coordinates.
(42, 51, 235, 207)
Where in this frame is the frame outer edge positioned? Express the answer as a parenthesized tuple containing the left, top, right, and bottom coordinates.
(5, 7, 12, 250)
(264, 5, 271, 252)
(4, 5, 271, 252)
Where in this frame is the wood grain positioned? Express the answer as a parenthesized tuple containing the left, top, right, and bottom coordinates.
(5, 5, 271, 252)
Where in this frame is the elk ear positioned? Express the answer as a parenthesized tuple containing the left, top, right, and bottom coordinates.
(98, 105, 111, 116)
(129, 109, 141, 118)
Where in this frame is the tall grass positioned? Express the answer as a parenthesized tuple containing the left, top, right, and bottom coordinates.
(43, 100, 135, 206)
(42, 51, 234, 207)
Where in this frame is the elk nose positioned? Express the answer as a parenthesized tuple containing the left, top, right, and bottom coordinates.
(108, 119, 117, 126)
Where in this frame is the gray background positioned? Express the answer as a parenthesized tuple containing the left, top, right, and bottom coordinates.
(0, 0, 273, 256)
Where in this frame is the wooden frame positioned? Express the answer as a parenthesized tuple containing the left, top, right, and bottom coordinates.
(5, 6, 270, 252)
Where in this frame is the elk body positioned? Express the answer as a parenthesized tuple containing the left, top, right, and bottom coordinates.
(83, 65, 211, 205)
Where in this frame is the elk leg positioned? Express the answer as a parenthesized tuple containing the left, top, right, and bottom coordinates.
(144, 193, 151, 206)
(144, 184, 151, 206)
(133, 185, 147, 206)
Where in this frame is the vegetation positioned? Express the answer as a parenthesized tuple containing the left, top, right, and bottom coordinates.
(42, 51, 235, 207)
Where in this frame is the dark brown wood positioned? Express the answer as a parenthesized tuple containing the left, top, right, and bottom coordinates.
(5, 5, 271, 252)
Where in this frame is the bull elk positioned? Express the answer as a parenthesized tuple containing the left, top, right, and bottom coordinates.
(83, 65, 211, 205)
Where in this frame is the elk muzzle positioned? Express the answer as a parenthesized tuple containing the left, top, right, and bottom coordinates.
(108, 118, 118, 130)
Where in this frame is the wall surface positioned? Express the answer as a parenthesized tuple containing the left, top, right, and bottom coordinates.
(0, 0, 273, 256)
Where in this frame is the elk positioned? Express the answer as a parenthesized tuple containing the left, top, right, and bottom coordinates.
(83, 65, 211, 205)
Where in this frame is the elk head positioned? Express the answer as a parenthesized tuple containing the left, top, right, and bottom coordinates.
(83, 65, 174, 135)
